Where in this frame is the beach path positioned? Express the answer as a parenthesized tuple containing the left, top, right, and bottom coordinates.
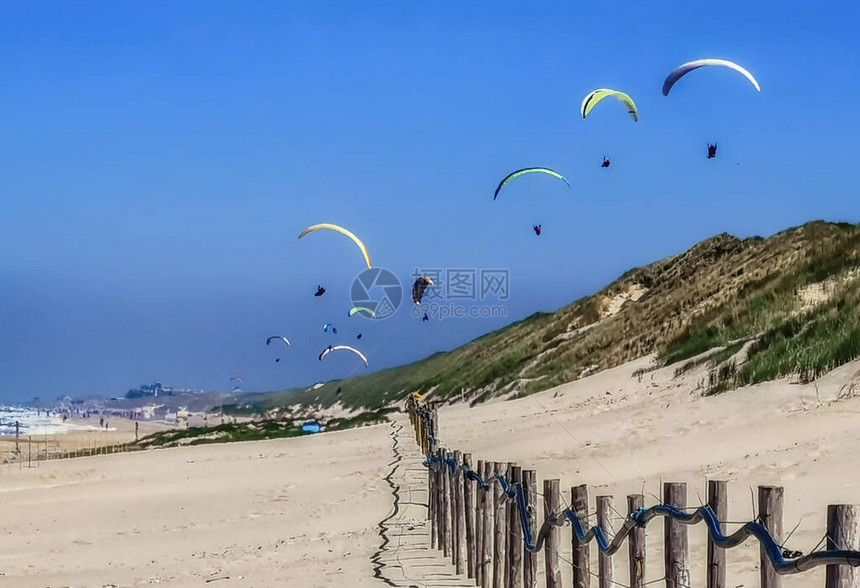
(374, 415, 473, 587)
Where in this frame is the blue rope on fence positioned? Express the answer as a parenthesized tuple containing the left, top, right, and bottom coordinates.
(423, 452, 860, 574)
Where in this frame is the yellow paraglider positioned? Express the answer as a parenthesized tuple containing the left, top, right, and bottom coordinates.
(298, 223, 372, 269)
(580, 89, 639, 122)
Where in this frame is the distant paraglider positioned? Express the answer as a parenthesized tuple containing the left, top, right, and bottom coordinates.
(266, 337, 290, 364)
(298, 223, 372, 269)
(493, 168, 569, 200)
(707, 143, 718, 159)
(601, 157, 611, 168)
(314, 285, 326, 297)
(348, 307, 376, 318)
(422, 313, 430, 322)
(230, 376, 243, 382)
(412, 276, 435, 305)
(319, 344, 369, 368)
(323, 323, 338, 334)
(356, 333, 362, 339)
(580, 89, 639, 122)
(662, 59, 761, 96)
(533, 225, 542, 236)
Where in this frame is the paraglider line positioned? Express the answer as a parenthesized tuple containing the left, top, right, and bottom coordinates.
(471, 117, 609, 251)
(249, 114, 390, 255)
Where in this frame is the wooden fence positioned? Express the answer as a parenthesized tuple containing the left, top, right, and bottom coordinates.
(408, 404, 860, 588)
(1, 436, 141, 467)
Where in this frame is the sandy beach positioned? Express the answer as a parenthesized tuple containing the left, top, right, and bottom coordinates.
(0, 423, 391, 587)
(2, 354, 860, 586)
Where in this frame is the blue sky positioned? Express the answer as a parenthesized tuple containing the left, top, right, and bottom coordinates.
(2, 1, 859, 402)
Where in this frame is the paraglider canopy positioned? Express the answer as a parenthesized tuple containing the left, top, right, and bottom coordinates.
(319, 344, 369, 367)
(323, 323, 338, 334)
(298, 223, 372, 269)
(662, 59, 761, 96)
(266, 336, 291, 347)
(412, 276, 435, 305)
(494, 168, 569, 200)
(580, 89, 639, 122)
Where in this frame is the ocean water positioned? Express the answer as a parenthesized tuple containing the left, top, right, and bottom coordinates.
(0, 407, 103, 436)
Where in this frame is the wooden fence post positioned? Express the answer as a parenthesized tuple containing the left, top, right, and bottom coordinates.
(465, 453, 476, 579)
(454, 450, 465, 573)
(707, 480, 727, 588)
(509, 465, 523, 588)
(523, 470, 537, 588)
(429, 450, 435, 524)
(826, 504, 858, 588)
(505, 463, 515, 588)
(494, 462, 508, 588)
(596, 496, 613, 588)
(482, 460, 494, 588)
(431, 408, 439, 454)
(664, 482, 690, 588)
(758, 485, 783, 588)
(437, 449, 445, 551)
(544, 480, 562, 588)
(443, 451, 452, 557)
(432, 449, 439, 549)
(476, 459, 485, 587)
(628, 494, 645, 588)
(419, 412, 424, 448)
(571, 484, 590, 588)
(429, 451, 437, 546)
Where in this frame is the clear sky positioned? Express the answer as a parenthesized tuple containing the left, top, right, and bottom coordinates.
(3, 1, 859, 402)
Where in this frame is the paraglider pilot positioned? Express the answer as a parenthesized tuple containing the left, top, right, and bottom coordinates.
(601, 157, 611, 168)
(533, 225, 542, 236)
(314, 285, 326, 297)
(707, 143, 717, 159)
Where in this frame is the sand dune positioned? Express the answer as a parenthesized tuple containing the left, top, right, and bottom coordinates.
(437, 354, 860, 587)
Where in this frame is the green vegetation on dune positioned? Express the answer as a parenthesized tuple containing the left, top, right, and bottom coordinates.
(236, 221, 860, 412)
(135, 409, 391, 449)
(136, 421, 306, 448)
(738, 285, 860, 387)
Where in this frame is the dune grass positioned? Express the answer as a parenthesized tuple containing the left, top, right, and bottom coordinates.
(136, 409, 392, 448)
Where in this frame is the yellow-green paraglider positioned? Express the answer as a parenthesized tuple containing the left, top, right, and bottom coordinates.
(298, 223, 372, 269)
(580, 89, 639, 122)
(493, 168, 569, 200)
(348, 307, 376, 318)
